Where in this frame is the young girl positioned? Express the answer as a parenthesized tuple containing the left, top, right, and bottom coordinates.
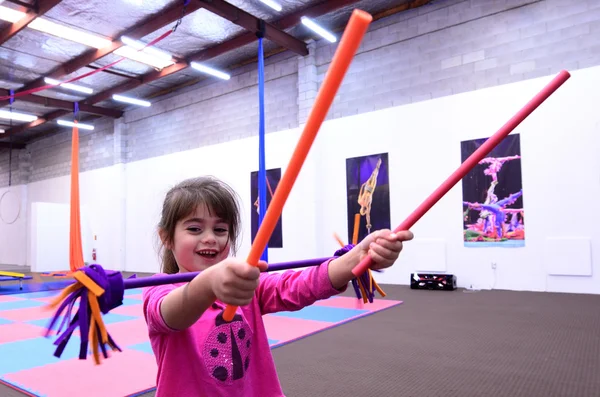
(142, 176, 413, 397)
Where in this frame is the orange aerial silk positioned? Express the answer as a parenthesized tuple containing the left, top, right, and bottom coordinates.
(45, 121, 84, 278)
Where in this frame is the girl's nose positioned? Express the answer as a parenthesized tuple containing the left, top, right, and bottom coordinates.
(201, 231, 217, 244)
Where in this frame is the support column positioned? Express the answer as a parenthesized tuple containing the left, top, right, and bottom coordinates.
(113, 118, 127, 165)
(17, 149, 31, 185)
(297, 39, 318, 126)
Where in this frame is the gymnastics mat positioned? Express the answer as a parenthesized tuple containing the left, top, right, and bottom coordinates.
(0, 272, 33, 291)
(0, 288, 402, 397)
(0, 279, 73, 296)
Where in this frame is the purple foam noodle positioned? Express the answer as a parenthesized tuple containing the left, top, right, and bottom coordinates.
(122, 257, 335, 289)
(46, 244, 368, 360)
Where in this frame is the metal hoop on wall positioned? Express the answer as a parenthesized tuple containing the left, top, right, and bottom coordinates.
(0, 190, 21, 225)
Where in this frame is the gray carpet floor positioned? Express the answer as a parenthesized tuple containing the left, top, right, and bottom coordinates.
(1, 268, 599, 396)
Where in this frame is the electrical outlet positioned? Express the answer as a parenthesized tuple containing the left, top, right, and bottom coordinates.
(491, 262, 497, 269)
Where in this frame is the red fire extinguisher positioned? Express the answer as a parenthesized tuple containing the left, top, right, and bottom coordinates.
(92, 235, 97, 262)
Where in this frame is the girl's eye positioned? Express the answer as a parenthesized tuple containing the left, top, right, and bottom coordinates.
(215, 228, 228, 234)
(187, 227, 201, 233)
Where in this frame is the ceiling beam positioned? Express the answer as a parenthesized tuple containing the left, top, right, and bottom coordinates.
(193, 0, 362, 63)
(2, 0, 360, 137)
(0, 0, 62, 45)
(3, 109, 69, 137)
(0, 90, 123, 118)
(198, 0, 307, 56)
(3, 0, 34, 9)
(0, 142, 26, 149)
(4, 0, 431, 137)
(0, 0, 203, 108)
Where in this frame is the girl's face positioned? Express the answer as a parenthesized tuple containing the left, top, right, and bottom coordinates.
(170, 204, 231, 272)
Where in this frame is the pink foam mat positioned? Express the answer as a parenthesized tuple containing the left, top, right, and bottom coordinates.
(0, 305, 57, 322)
(103, 319, 151, 347)
(0, 296, 23, 303)
(313, 296, 403, 311)
(0, 323, 53, 344)
(263, 315, 333, 342)
(3, 349, 158, 397)
(0, 291, 403, 396)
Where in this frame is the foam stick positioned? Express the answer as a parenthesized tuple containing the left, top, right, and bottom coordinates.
(333, 233, 385, 302)
(352, 70, 571, 277)
(352, 213, 360, 245)
(69, 119, 85, 273)
(44, 255, 349, 364)
(123, 257, 333, 289)
(222, 9, 374, 322)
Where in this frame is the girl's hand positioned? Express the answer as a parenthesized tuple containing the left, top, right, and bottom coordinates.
(357, 229, 414, 270)
(209, 258, 268, 306)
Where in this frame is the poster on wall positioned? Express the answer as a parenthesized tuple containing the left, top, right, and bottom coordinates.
(346, 153, 391, 245)
(461, 133, 524, 247)
(250, 168, 283, 248)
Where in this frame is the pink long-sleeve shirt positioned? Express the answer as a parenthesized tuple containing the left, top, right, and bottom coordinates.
(142, 260, 345, 397)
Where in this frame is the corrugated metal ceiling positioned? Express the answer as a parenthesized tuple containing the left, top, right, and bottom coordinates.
(0, 0, 427, 144)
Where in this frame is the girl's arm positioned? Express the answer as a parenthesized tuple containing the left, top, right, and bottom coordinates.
(327, 248, 362, 289)
(256, 259, 347, 315)
(147, 267, 217, 331)
(161, 267, 217, 330)
(256, 229, 412, 315)
(144, 258, 263, 332)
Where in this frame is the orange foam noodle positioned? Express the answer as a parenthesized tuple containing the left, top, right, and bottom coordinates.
(352, 213, 360, 245)
(333, 233, 345, 248)
(223, 9, 374, 322)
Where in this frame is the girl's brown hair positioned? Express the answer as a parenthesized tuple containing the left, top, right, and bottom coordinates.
(157, 176, 241, 274)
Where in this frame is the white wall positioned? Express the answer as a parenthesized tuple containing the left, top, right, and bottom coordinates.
(314, 66, 599, 294)
(29, 202, 95, 272)
(124, 127, 319, 273)
(10, 65, 600, 294)
(26, 164, 126, 272)
(0, 184, 27, 266)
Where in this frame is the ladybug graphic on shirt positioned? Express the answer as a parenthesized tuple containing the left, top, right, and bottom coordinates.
(203, 306, 253, 385)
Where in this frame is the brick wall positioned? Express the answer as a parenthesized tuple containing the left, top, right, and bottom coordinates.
(26, 117, 115, 183)
(317, 0, 600, 120)
(0, 148, 29, 186)
(122, 51, 299, 162)
(1, 0, 599, 186)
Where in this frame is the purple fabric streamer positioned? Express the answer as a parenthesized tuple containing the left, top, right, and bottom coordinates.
(45, 264, 124, 360)
(336, 243, 380, 302)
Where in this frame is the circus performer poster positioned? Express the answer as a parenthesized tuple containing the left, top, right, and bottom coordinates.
(250, 168, 283, 248)
(461, 133, 524, 247)
(346, 153, 391, 245)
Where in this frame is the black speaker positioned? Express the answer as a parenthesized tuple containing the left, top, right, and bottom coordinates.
(410, 273, 456, 291)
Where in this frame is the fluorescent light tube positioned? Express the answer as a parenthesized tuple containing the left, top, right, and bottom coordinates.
(28, 18, 112, 49)
(57, 120, 94, 130)
(301, 16, 336, 43)
(0, 5, 25, 23)
(44, 78, 93, 94)
(0, 110, 38, 122)
(112, 94, 151, 107)
(259, 0, 282, 11)
(114, 46, 174, 69)
(121, 36, 173, 62)
(190, 62, 230, 80)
